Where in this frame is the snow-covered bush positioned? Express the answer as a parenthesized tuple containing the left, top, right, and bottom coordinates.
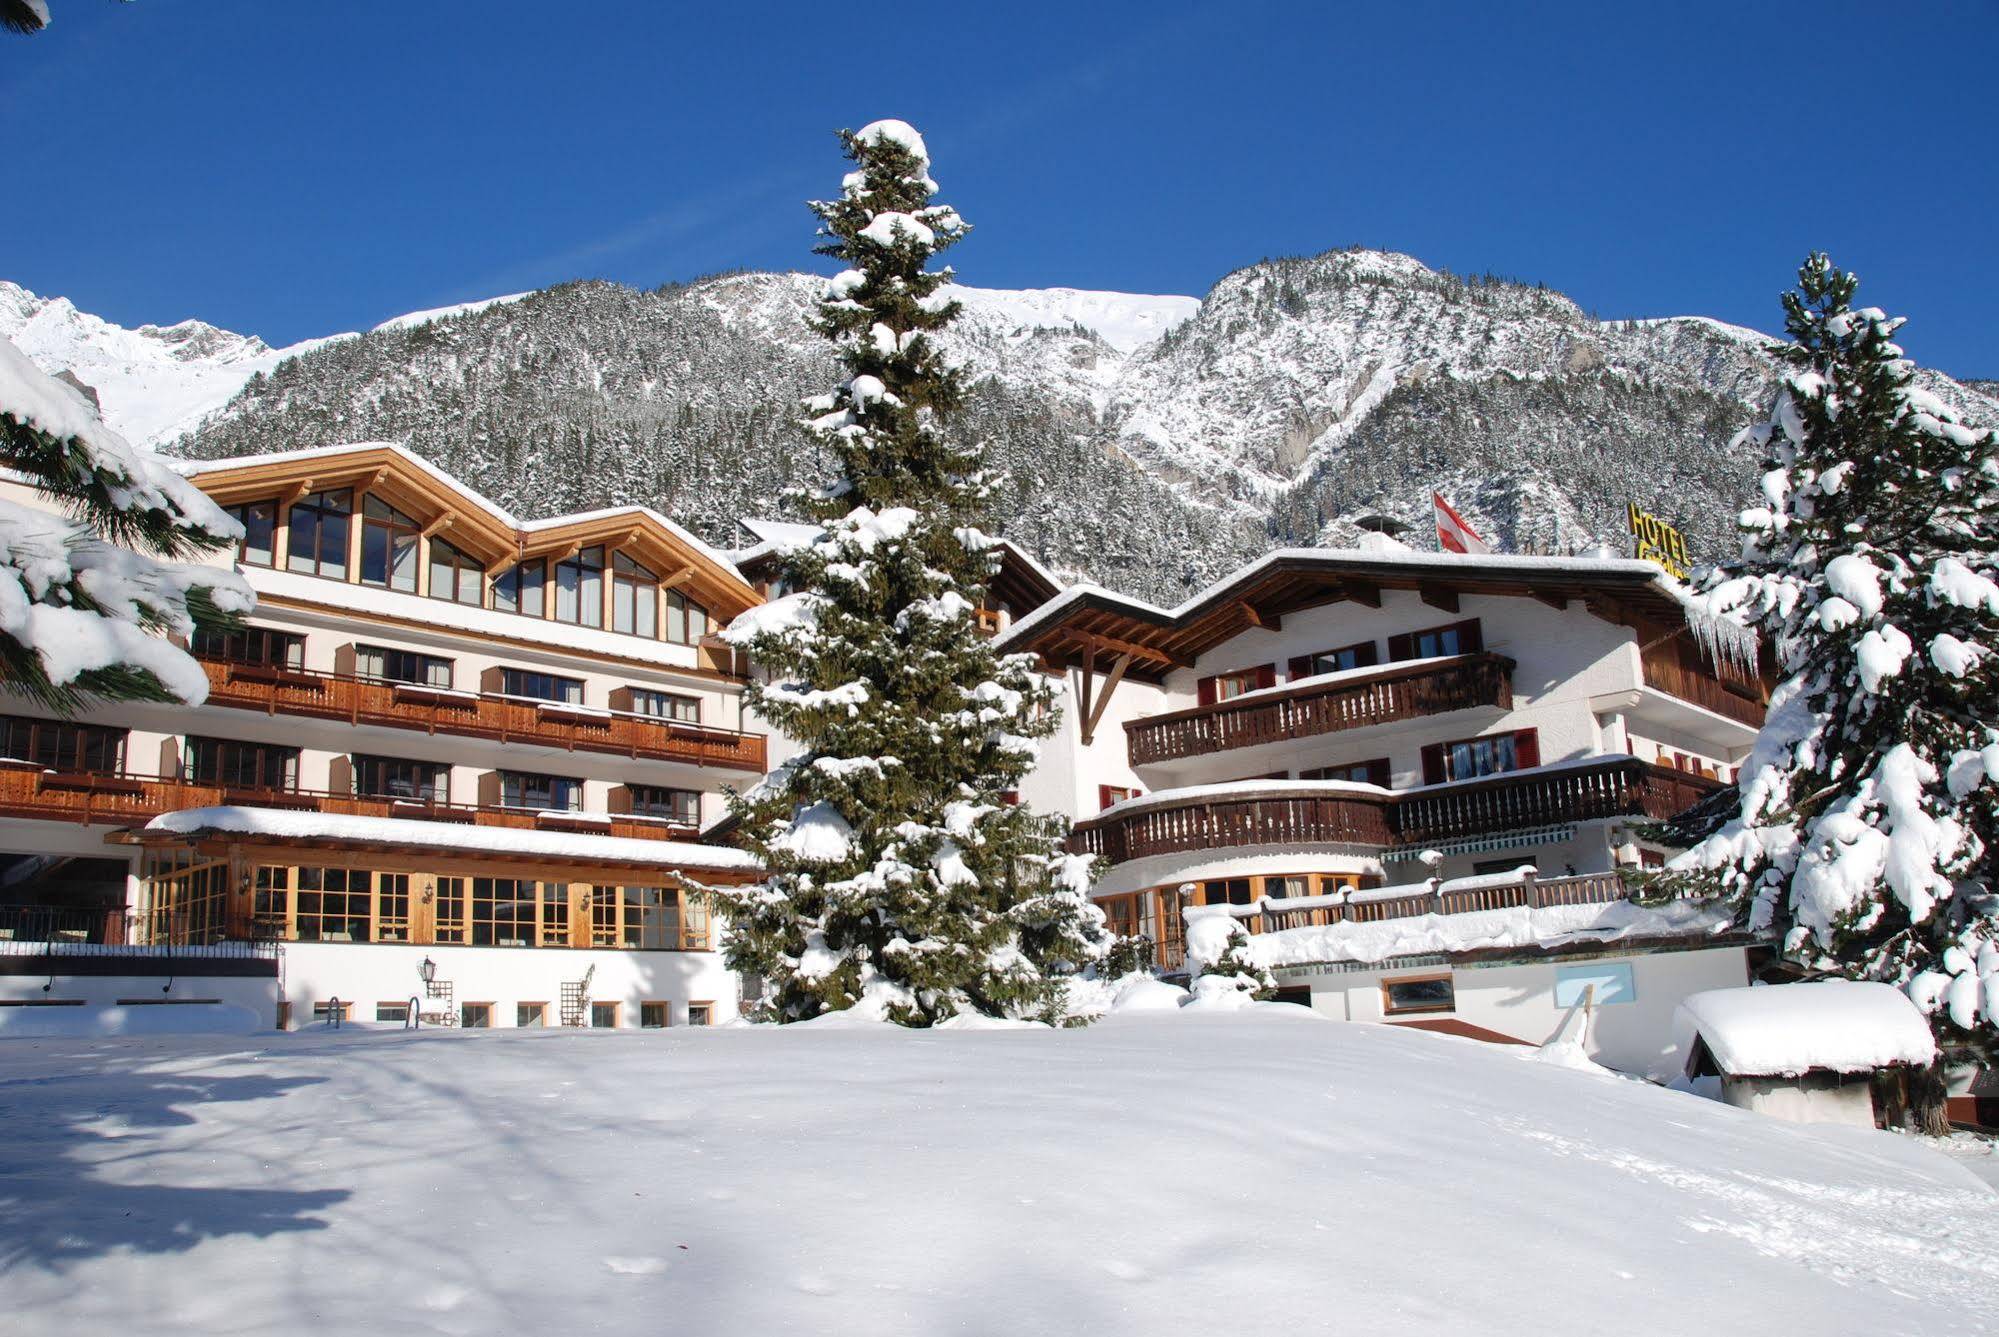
(716, 122, 1106, 1026)
(0, 336, 251, 712)
(1184, 910, 1276, 1003)
(1667, 256, 1998, 1089)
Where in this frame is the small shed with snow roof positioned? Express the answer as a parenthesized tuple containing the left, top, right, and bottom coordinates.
(1672, 980, 1936, 1128)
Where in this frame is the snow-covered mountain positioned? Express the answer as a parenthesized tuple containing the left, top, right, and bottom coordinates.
(10, 253, 1994, 602)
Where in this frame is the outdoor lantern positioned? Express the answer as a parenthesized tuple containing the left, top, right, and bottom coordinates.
(419, 957, 437, 986)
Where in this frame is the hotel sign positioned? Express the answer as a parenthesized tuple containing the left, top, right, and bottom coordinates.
(1627, 502, 1690, 580)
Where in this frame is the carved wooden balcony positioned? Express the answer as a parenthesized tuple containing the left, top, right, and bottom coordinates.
(1124, 653, 1514, 767)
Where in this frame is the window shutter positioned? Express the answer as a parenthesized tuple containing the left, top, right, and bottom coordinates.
(1420, 743, 1446, 785)
(1457, 619, 1484, 653)
(1387, 632, 1415, 663)
(1255, 664, 1277, 690)
(1512, 729, 1541, 769)
(1354, 641, 1380, 668)
(333, 643, 356, 677)
(608, 785, 633, 815)
(1097, 785, 1117, 812)
(1197, 675, 1217, 707)
(479, 666, 504, 695)
(1366, 758, 1392, 788)
(1288, 654, 1312, 679)
(477, 771, 502, 807)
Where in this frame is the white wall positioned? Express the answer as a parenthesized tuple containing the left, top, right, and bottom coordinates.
(279, 941, 740, 1029)
(1294, 945, 1749, 1076)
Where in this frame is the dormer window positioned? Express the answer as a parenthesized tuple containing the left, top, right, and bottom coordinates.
(428, 538, 484, 606)
(360, 496, 421, 592)
(665, 589, 708, 645)
(224, 500, 277, 567)
(555, 546, 605, 628)
(612, 553, 659, 637)
(493, 558, 545, 618)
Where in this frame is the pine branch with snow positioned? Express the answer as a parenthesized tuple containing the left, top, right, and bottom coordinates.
(717, 122, 1107, 1026)
(0, 336, 252, 712)
(1668, 255, 1999, 1072)
(1184, 907, 1278, 1004)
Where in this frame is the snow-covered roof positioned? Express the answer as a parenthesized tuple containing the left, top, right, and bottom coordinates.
(175, 442, 756, 598)
(141, 806, 761, 874)
(1672, 981, 1937, 1078)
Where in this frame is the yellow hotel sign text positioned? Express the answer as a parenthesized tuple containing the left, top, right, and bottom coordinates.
(1628, 502, 1690, 580)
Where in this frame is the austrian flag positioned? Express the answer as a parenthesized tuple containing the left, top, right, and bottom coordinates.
(1433, 492, 1492, 555)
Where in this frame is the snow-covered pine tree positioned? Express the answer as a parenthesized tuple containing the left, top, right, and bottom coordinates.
(1183, 909, 1278, 1005)
(717, 120, 1106, 1025)
(1671, 256, 1999, 1118)
(0, 337, 252, 713)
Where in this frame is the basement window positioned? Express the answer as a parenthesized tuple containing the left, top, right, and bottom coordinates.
(1382, 974, 1455, 1015)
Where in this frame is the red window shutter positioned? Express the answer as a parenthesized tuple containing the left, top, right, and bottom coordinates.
(1420, 743, 1446, 785)
(1097, 785, 1117, 812)
(1512, 729, 1541, 770)
(1255, 664, 1277, 690)
(1366, 758, 1392, 788)
(1387, 633, 1415, 663)
(1457, 619, 1484, 653)
(1288, 654, 1312, 679)
(1354, 641, 1380, 667)
(1197, 675, 1217, 707)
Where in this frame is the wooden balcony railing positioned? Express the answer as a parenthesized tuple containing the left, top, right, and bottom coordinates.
(0, 762, 700, 843)
(1251, 870, 1630, 934)
(1124, 654, 1514, 766)
(197, 657, 766, 772)
(1638, 643, 1765, 728)
(1067, 759, 1723, 867)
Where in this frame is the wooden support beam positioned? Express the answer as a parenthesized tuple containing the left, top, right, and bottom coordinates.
(421, 512, 457, 539)
(659, 565, 697, 592)
(1058, 628, 1190, 669)
(1236, 601, 1280, 632)
(1344, 580, 1382, 609)
(1419, 584, 1460, 613)
(1531, 590, 1568, 611)
(1080, 652, 1134, 746)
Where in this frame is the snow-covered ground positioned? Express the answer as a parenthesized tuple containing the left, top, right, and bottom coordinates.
(2, 1014, 1994, 1336)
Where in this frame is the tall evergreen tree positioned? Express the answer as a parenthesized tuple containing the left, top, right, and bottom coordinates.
(0, 336, 251, 713)
(717, 120, 1105, 1025)
(1672, 256, 1999, 1117)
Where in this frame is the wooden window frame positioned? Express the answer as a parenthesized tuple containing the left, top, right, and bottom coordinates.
(1298, 758, 1392, 787)
(0, 714, 127, 773)
(611, 552, 660, 638)
(1381, 973, 1456, 1016)
(639, 1001, 670, 1029)
(285, 488, 353, 580)
(374, 1001, 411, 1024)
(626, 688, 700, 723)
(353, 754, 451, 804)
(499, 771, 584, 814)
(497, 667, 584, 705)
(516, 1001, 549, 1028)
(1097, 784, 1140, 812)
(554, 545, 606, 628)
(185, 735, 300, 792)
(665, 589, 709, 646)
(225, 500, 279, 567)
(685, 1002, 714, 1027)
(1196, 663, 1276, 707)
(493, 558, 546, 618)
(358, 495, 422, 592)
(628, 785, 700, 826)
(1421, 728, 1540, 785)
(1288, 640, 1379, 680)
(589, 1001, 620, 1029)
(1387, 618, 1483, 664)
(310, 999, 353, 1022)
(194, 626, 305, 670)
(459, 1001, 494, 1029)
(427, 537, 485, 607)
(355, 644, 454, 689)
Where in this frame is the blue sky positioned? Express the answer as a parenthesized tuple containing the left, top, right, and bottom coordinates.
(4, 1, 1995, 375)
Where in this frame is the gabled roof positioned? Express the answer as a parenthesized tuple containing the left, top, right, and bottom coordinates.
(728, 516, 1067, 616)
(996, 546, 1715, 681)
(176, 442, 759, 617)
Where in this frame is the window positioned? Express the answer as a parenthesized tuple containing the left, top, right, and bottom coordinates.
(0, 715, 126, 772)
(194, 626, 306, 670)
(500, 771, 583, 812)
(1317, 873, 1367, 896)
(470, 878, 541, 947)
(617, 886, 686, 949)
(628, 786, 700, 825)
(1202, 878, 1253, 906)
(354, 755, 450, 804)
(295, 867, 369, 942)
(311, 1000, 351, 1022)
(1383, 974, 1455, 1015)
(1262, 875, 1310, 899)
(359, 495, 421, 591)
(590, 1001, 618, 1029)
(498, 667, 583, 705)
(376, 873, 410, 942)
(375, 1002, 411, 1024)
(493, 558, 546, 618)
(686, 1003, 713, 1027)
(1554, 963, 1635, 1008)
(428, 538, 484, 606)
(224, 500, 277, 566)
(1289, 641, 1378, 679)
(1421, 729, 1540, 785)
(1299, 758, 1391, 787)
(433, 877, 467, 945)
(1388, 619, 1483, 663)
(1097, 785, 1140, 811)
(286, 489, 351, 578)
(538, 883, 572, 947)
(640, 1001, 669, 1029)
(517, 1002, 547, 1028)
(1197, 664, 1274, 706)
(252, 865, 289, 938)
(665, 589, 708, 645)
(611, 552, 658, 637)
(185, 736, 299, 791)
(628, 689, 699, 722)
(459, 1002, 492, 1029)
(355, 644, 453, 688)
(555, 545, 605, 627)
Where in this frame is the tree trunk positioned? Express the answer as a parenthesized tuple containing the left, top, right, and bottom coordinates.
(1911, 1060, 1952, 1137)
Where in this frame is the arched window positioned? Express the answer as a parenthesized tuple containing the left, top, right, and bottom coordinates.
(665, 590, 708, 645)
(612, 553, 659, 637)
(428, 538, 484, 606)
(359, 496, 421, 591)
